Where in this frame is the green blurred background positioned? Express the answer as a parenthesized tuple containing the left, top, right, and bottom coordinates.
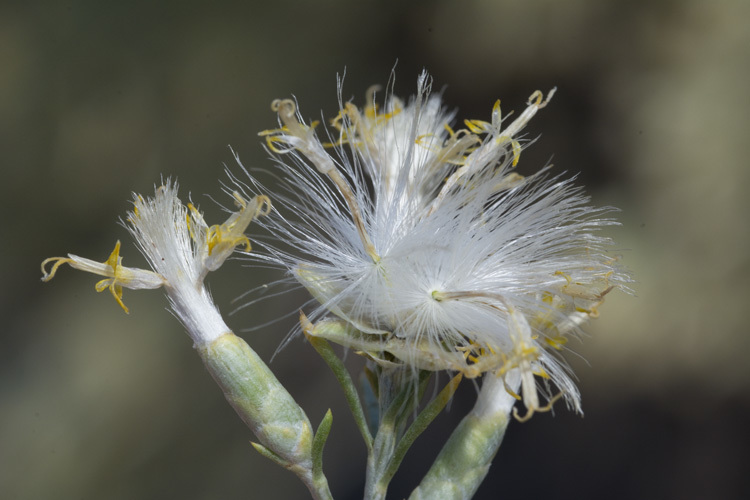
(3, 0, 748, 498)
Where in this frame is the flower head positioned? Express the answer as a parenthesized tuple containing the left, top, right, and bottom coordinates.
(246, 71, 627, 417)
(42, 181, 269, 345)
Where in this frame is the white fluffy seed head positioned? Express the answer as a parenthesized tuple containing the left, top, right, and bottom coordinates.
(245, 71, 629, 415)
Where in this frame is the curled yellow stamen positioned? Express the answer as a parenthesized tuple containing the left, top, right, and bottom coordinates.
(41, 256, 73, 282)
(272, 99, 305, 137)
(513, 391, 564, 423)
(41, 241, 165, 313)
(265, 97, 380, 263)
(193, 193, 272, 276)
(441, 88, 556, 211)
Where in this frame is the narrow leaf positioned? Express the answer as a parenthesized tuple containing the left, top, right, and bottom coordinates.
(312, 409, 333, 480)
(383, 373, 463, 485)
(250, 441, 292, 469)
(306, 328, 373, 449)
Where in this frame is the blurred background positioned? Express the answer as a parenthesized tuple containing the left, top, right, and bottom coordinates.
(2, 0, 749, 498)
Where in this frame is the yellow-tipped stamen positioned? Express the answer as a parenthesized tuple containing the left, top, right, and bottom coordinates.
(183, 192, 271, 278)
(266, 98, 380, 263)
(512, 391, 564, 423)
(41, 183, 269, 314)
(96, 241, 129, 312)
(500, 88, 556, 139)
(207, 194, 271, 255)
(41, 240, 166, 313)
(427, 89, 555, 217)
(431, 288, 569, 418)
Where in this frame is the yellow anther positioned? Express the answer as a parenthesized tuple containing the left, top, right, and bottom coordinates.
(511, 139, 522, 167)
(463, 99, 505, 136)
(98, 241, 130, 313)
(186, 202, 202, 242)
(357, 88, 403, 125)
(464, 119, 490, 134)
(503, 379, 523, 401)
(105, 240, 121, 269)
(258, 126, 286, 136)
(262, 135, 292, 154)
(491, 99, 502, 127)
(103, 240, 128, 313)
(205, 194, 270, 259)
(126, 195, 145, 223)
(208, 226, 248, 254)
(95, 279, 127, 312)
(544, 335, 568, 350)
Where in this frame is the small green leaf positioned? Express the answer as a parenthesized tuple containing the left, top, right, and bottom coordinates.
(383, 373, 463, 486)
(312, 409, 333, 480)
(305, 327, 373, 449)
(250, 441, 292, 469)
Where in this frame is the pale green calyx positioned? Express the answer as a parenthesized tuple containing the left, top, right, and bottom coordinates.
(410, 371, 521, 500)
(199, 333, 314, 470)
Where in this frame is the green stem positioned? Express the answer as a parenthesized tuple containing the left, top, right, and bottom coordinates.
(382, 374, 462, 486)
(364, 369, 432, 500)
(364, 419, 397, 500)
